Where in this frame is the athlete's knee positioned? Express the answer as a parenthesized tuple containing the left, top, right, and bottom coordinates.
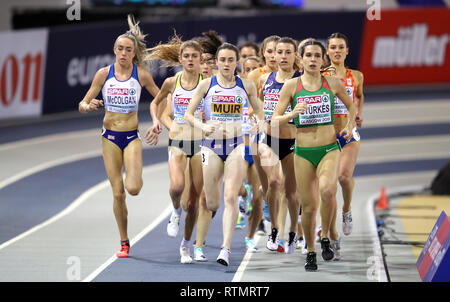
(319, 182, 337, 202)
(126, 182, 142, 196)
(113, 190, 126, 203)
(301, 200, 317, 215)
(268, 177, 281, 191)
(206, 201, 220, 212)
(169, 182, 185, 200)
(338, 173, 354, 188)
(223, 192, 238, 209)
(184, 198, 199, 214)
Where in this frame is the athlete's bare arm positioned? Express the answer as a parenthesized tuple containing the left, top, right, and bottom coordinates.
(78, 67, 108, 113)
(353, 70, 365, 128)
(138, 67, 160, 98)
(146, 76, 176, 136)
(185, 77, 214, 135)
(326, 75, 356, 140)
(243, 78, 265, 133)
(272, 78, 306, 126)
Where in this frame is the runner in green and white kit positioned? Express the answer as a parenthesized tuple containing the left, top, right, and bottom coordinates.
(272, 40, 356, 271)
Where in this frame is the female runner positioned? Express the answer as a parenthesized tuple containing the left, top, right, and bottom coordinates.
(184, 43, 265, 266)
(144, 37, 205, 264)
(272, 40, 355, 271)
(78, 15, 159, 257)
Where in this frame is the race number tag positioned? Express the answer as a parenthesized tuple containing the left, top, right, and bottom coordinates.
(201, 149, 209, 166)
(352, 127, 361, 141)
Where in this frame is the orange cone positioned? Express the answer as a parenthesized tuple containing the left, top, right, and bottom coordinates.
(376, 186, 389, 210)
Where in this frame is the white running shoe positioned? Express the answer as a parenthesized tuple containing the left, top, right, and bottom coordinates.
(331, 237, 342, 261)
(194, 247, 207, 262)
(343, 211, 353, 236)
(245, 237, 258, 253)
(167, 211, 181, 238)
(284, 232, 297, 254)
(296, 237, 308, 255)
(216, 247, 230, 266)
(180, 246, 193, 264)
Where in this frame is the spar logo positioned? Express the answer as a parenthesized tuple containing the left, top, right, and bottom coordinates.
(264, 93, 279, 102)
(107, 88, 129, 95)
(174, 97, 190, 105)
(372, 23, 449, 68)
(212, 95, 235, 103)
(297, 95, 322, 104)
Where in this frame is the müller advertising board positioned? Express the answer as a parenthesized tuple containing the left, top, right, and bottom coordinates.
(359, 8, 450, 86)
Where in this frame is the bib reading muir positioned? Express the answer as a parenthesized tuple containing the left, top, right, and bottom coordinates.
(292, 76, 335, 128)
(211, 95, 243, 122)
(203, 75, 248, 123)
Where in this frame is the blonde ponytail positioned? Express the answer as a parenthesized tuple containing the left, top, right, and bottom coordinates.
(114, 14, 149, 68)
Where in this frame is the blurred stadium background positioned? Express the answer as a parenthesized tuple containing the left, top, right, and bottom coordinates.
(1, 0, 450, 283)
(1, 0, 449, 120)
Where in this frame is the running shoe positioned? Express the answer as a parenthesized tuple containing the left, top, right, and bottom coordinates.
(245, 237, 258, 253)
(296, 237, 308, 255)
(305, 252, 318, 271)
(320, 237, 334, 261)
(262, 200, 271, 222)
(284, 232, 297, 254)
(342, 211, 353, 236)
(167, 211, 181, 238)
(315, 224, 322, 243)
(180, 246, 193, 264)
(331, 237, 342, 261)
(116, 241, 130, 258)
(216, 247, 230, 266)
(266, 228, 284, 252)
(277, 238, 285, 253)
(239, 184, 253, 215)
(235, 212, 246, 229)
(256, 219, 266, 236)
(194, 247, 207, 262)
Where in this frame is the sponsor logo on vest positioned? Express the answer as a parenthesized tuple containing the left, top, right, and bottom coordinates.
(296, 95, 322, 104)
(372, 23, 449, 68)
(264, 93, 279, 102)
(212, 95, 236, 103)
(174, 97, 191, 105)
(107, 88, 129, 95)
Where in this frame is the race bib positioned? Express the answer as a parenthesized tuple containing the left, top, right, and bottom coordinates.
(296, 93, 332, 126)
(211, 95, 243, 122)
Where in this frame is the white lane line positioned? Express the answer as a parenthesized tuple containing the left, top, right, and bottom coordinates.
(0, 150, 101, 190)
(0, 179, 109, 252)
(82, 204, 173, 282)
(232, 235, 264, 282)
(0, 130, 99, 152)
(0, 163, 168, 253)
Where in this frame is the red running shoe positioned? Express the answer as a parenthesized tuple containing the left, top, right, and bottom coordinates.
(116, 241, 130, 258)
